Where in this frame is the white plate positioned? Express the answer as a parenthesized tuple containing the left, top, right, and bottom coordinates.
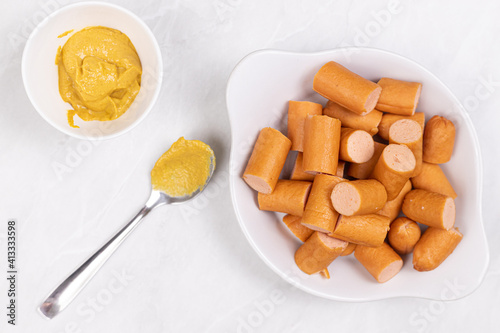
(226, 48, 489, 301)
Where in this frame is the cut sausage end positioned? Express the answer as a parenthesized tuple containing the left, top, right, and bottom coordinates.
(347, 130, 375, 163)
(243, 174, 272, 194)
(383, 144, 416, 173)
(318, 232, 348, 250)
(301, 223, 331, 234)
(364, 86, 382, 113)
(331, 182, 360, 216)
(442, 197, 456, 230)
(377, 259, 403, 283)
(413, 85, 422, 113)
(451, 227, 463, 238)
(389, 119, 422, 143)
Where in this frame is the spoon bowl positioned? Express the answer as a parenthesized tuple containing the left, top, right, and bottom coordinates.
(39, 154, 215, 319)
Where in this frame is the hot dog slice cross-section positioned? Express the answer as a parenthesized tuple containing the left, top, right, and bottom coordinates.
(323, 100, 382, 135)
(294, 232, 348, 275)
(290, 152, 315, 181)
(347, 142, 386, 180)
(313, 61, 382, 115)
(375, 78, 422, 116)
(330, 179, 387, 216)
(423, 115, 456, 164)
(411, 162, 457, 199)
(378, 112, 425, 141)
(413, 227, 463, 272)
(354, 242, 403, 283)
(339, 128, 375, 163)
(330, 214, 390, 247)
(376, 179, 412, 223)
(370, 144, 416, 200)
(336, 160, 346, 178)
(389, 119, 423, 177)
(387, 217, 421, 254)
(287, 101, 323, 152)
(243, 127, 291, 194)
(301, 174, 346, 233)
(340, 243, 357, 256)
(258, 180, 312, 217)
(402, 189, 455, 230)
(282, 215, 314, 242)
(303, 115, 341, 175)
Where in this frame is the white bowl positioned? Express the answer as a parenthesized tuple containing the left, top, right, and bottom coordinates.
(227, 48, 489, 301)
(22, 1, 163, 140)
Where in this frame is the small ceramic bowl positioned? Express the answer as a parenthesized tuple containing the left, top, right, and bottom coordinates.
(22, 1, 163, 140)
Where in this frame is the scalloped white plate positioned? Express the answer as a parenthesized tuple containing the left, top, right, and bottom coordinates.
(226, 48, 489, 301)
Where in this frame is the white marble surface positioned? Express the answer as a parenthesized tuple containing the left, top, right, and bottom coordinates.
(1, 0, 499, 332)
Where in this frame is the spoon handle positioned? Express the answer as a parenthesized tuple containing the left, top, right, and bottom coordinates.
(39, 191, 168, 319)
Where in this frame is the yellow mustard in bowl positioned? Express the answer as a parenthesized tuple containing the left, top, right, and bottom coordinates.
(151, 137, 215, 197)
(56, 26, 142, 128)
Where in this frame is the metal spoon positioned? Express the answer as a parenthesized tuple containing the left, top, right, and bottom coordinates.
(39, 155, 215, 319)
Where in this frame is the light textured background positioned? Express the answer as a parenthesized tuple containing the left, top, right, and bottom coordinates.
(1, 0, 499, 332)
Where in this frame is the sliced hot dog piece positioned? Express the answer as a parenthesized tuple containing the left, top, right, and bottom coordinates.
(330, 179, 387, 216)
(375, 78, 422, 116)
(377, 180, 412, 223)
(378, 112, 425, 141)
(370, 144, 416, 200)
(411, 162, 457, 199)
(340, 242, 357, 256)
(258, 180, 312, 217)
(287, 101, 323, 152)
(282, 214, 314, 242)
(301, 174, 346, 233)
(413, 227, 463, 272)
(290, 152, 315, 181)
(323, 100, 382, 135)
(347, 142, 386, 179)
(330, 214, 390, 247)
(402, 189, 455, 230)
(294, 232, 348, 275)
(313, 61, 382, 115)
(339, 128, 375, 163)
(423, 115, 456, 164)
(355, 242, 403, 283)
(303, 115, 341, 175)
(292, 153, 343, 181)
(336, 160, 346, 178)
(243, 127, 291, 194)
(389, 119, 423, 177)
(320, 268, 330, 279)
(387, 217, 421, 254)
